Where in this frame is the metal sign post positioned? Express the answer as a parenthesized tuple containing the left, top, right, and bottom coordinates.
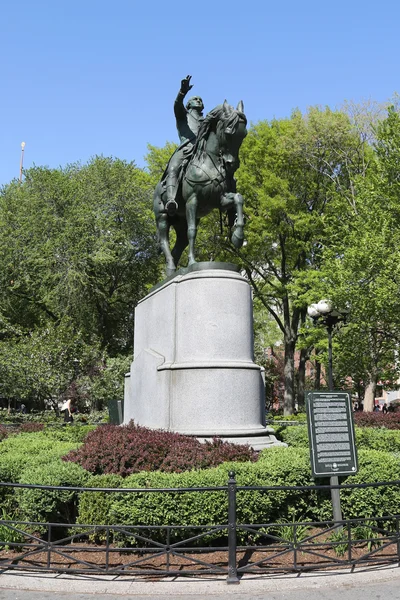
(306, 391, 358, 524)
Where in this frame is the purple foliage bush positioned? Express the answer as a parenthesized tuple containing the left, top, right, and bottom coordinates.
(63, 421, 257, 476)
(354, 411, 400, 429)
(0, 424, 9, 441)
(20, 423, 45, 433)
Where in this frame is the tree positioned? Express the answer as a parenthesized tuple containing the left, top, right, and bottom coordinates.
(0, 156, 161, 407)
(317, 106, 400, 411)
(145, 142, 177, 185)
(230, 108, 370, 414)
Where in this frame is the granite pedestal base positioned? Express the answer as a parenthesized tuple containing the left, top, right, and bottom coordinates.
(124, 263, 281, 449)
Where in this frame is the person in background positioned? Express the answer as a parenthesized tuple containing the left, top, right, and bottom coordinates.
(61, 398, 77, 423)
(382, 402, 388, 414)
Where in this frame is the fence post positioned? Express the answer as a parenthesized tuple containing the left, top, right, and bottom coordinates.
(227, 470, 239, 585)
(47, 524, 52, 569)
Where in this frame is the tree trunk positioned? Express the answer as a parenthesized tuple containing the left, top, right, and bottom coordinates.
(364, 343, 379, 412)
(364, 373, 377, 412)
(314, 352, 321, 390)
(283, 338, 296, 415)
(297, 347, 308, 411)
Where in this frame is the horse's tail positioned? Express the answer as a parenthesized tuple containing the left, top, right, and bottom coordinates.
(155, 226, 162, 254)
(153, 182, 164, 254)
(227, 206, 236, 229)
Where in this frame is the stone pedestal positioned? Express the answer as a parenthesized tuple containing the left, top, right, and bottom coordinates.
(124, 264, 280, 450)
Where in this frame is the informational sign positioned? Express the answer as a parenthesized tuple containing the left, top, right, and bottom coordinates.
(306, 391, 358, 477)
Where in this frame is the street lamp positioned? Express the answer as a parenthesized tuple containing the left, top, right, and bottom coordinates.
(307, 299, 348, 527)
(307, 300, 348, 391)
(72, 358, 80, 380)
(19, 142, 26, 183)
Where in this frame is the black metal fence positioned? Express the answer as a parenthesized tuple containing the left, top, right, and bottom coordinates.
(1, 474, 400, 583)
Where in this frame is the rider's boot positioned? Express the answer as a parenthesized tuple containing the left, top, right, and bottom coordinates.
(165, 186, 178, 216)
(165, 169, 179, 216)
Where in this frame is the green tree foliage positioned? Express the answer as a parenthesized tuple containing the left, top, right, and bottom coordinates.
(0, 156, 161, 408)
(232, 108, 369, 414)
(316, 106, 400, 410)
(145, 142, 177, 186)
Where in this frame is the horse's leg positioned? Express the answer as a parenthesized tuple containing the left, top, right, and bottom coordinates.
(185, 193, 198, 266)
(220, 192, 245, 249)
(231, 192, 245, 248)
(157, 213, 176, 276)
(171, 217, 189, 268)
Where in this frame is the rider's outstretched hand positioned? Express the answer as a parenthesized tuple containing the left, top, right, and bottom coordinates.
(180, 75, 193, 95)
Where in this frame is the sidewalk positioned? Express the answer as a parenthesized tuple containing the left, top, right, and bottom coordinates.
(1, 565, 400, 598)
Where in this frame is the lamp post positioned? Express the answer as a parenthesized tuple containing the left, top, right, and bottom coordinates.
(307, 300, 348, 391)
(72, 358, 80, 380)
(307, 299, 348, 526)
(19, 142, 26, 183)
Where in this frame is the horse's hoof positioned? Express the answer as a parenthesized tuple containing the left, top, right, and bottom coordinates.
(165, 200, 178, 216)
(231, 230, 244, 249)
(166, 266, 176, 277)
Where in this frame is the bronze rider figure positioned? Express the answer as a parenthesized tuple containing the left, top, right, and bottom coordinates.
(164, 75, 204, 216)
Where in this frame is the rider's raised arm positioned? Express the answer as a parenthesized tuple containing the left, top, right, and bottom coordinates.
(174, 75, 193, 120)
(174, 90, 187, 120)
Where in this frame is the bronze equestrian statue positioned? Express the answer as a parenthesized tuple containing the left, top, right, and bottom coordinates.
(154, 75, 247, 276)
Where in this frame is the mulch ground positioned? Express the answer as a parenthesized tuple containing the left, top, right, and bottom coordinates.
(1, 534, 399, 577)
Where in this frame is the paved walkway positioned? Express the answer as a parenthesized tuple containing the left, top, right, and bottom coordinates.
(0, 565, 400, 599)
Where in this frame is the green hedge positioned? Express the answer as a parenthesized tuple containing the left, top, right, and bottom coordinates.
(277, 424, 309, 446)
(2, 429, 400, 548)
(0, 432, 82, 483)
(0, 431, 84, 514)
(0, 409, 108, 425)
(279, 424, 400, 453)
(76, 474, 124, 542)
(75, 447, 400, 546)
(15, 461, 89, 531)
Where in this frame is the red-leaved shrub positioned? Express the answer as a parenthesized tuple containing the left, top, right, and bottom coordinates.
(63, 421, 257, 476)
(354, 411, 400, 429)
(20, 423, 45, 433)
(0, 424, 9, 441)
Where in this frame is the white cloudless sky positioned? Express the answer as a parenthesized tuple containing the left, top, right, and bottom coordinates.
(1, 0, 398, 184)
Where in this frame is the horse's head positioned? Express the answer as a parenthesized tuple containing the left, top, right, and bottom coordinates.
(216, 100, 247, 173)
(193, 101, 247, 175)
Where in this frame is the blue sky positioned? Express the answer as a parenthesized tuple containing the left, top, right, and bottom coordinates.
(1, 0, 398, 185)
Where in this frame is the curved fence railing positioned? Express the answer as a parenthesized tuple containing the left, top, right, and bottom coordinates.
(1, 474, 400, 583)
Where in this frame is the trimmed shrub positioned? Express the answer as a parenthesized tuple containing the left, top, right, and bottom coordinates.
(89, 449, 319, 546)
(63, 422, 257, 476)
(43, 424, 96, 443)
(270, 414, 307, 423)
(73, 410, 109, 425)
(0, 409, 58, 425)
(15, 461, 89, 532)
(75, 474, 125, 542)
(339, 449, 400, 519)
(278, 424, 309, 447)
(71, 447, 400, 547)
(279, 423, 400, 453)
(0, 432, 82, 483)
(0, 410, 108, 426)
(0, 430, 88, 534)
(355, 427, 400, 452)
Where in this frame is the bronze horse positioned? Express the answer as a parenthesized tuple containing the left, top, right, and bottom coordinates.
(153, 101, 247, 276)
